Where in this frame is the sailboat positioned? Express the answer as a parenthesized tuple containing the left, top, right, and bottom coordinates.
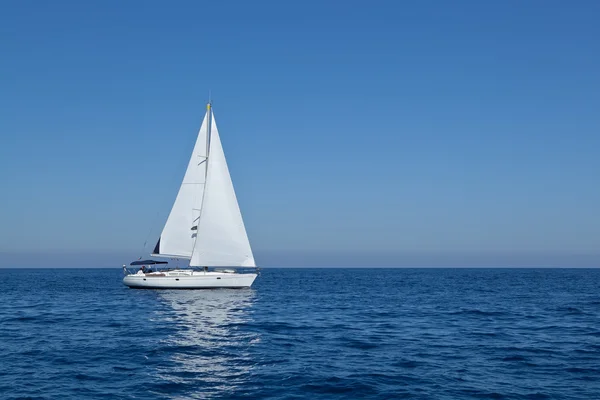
(123, 102, 258, 289)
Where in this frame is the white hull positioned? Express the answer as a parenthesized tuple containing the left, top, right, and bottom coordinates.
(123, 270, 257, 289)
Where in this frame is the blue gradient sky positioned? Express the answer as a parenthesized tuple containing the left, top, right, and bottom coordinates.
(1, 1, 599, 267)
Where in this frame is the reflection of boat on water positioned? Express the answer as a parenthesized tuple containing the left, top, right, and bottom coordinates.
(123, 102, 258, 289)
(153, 290, 259, 396)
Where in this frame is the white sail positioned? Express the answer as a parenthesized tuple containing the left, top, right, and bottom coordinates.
(152, 111, 209, 259)
(190, 111, 255, 267)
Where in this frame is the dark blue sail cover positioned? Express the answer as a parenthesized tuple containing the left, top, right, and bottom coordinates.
(130, 260, 168, 266)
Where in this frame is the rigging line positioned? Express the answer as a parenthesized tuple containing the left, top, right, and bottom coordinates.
(139, 208, 161, 258)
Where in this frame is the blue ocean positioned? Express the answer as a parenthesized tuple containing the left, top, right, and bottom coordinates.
(1, 268, 598, 399)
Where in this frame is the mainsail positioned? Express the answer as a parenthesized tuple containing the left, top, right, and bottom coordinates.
(153, 104, 255, 267)
(152, 112, 208, 259)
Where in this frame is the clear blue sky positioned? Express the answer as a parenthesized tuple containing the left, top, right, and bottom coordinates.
(1, 0, 599, 267)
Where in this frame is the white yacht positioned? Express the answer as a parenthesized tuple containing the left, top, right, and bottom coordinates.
(123, 102, 257, 289)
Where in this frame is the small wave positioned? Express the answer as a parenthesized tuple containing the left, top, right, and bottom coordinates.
(2, 316, 39, 323)
(301, 378, 378, 396)
(457, 389, 506, 399)
(565, 366, 598, 374)
(392, 359, 419, 368)
(499, 346, 557, 355)
(471, 331, 500, 337)
(524, 393, 552, 399)
(341, 338, 379, 350)
(555, 306, 585, 314)
(449, 309, 508, 317)
(113, 366, 136, 372)
(501, 355, 528, 362)
(75, 373, 105, 381)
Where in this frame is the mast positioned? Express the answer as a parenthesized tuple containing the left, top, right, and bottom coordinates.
(190, 101, 212, 268)
(206, 101, 212, 175)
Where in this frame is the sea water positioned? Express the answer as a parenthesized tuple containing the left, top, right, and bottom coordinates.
(0, 268, 598, 399)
